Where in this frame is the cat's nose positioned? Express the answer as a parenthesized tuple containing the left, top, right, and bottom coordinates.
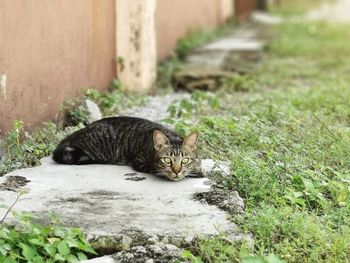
(172, 168, 181, 175)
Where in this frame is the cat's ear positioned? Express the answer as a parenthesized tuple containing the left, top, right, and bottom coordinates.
(183, 131, 199, 151)
(153, 130, 170, 151)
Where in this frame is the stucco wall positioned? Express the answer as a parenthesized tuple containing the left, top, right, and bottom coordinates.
(155, 0, 222, 61)
(0, 0, 116, 135)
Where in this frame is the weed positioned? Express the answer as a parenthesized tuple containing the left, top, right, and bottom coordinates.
(84, 79, 146, 116)
(0, 121, 82, 177)
(62, 98, 91, 127)
(0, 210, 96, 262)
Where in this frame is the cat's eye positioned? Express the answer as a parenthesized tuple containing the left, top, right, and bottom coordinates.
(181, 158, 190, 164)
(162, 157, 172, 165)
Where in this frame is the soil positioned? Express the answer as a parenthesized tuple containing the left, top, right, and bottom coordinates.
(0, 175, 30, 191)
(194, 186, 244, 215)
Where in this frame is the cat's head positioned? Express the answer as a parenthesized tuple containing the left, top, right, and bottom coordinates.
(153, 130, 199, 181)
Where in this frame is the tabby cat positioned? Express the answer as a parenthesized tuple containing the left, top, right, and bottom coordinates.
(52, 116, 202, 181)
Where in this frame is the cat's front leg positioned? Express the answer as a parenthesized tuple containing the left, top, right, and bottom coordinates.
(187, 158, 206, 178)
(132, 156, 154, 173)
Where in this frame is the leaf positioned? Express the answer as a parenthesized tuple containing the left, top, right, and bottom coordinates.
(54, 253, 65, 261)
(67, 254, 79, 263)
(242, 256, 265, 263)
(29, 238, 45, 246)
(0, 228, 9, 239)
(0, 246, 8, 256)
(20, 243, 37, 260)
(161, 118, 175, 125)
(182, 250, 193, 259)
(265, 254, 286, 263)
(77, 252, 88, 260)
(77, 242, 97, 255)
(57, 240, 70, 256)
(44, 244, 57, 257)
(66, 238, 79, 248)
(47, 237, 60, 244)
(54, 228, 66, 238)
(4, 257, 17, 263)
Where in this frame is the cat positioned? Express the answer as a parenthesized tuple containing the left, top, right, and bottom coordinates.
(52, 116, 203, 181)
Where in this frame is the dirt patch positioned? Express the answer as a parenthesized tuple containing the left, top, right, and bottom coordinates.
(0, 175, 30, 191)
(194, 187, 244, 215)
(124, 173, 147, 181)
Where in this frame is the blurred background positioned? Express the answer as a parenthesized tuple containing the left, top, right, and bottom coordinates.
(0, 0, 348, 135)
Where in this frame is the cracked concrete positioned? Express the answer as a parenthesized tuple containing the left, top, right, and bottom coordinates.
(0, 158, 243, 241)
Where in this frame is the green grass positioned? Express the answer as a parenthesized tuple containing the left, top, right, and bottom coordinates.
(169, 21, 350, 262)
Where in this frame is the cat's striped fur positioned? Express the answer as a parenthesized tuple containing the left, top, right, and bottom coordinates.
(52, 116, 202, 181)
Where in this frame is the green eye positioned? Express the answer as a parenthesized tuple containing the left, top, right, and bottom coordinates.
(162, 157, 172, 164)
(181, 158, 190, 164)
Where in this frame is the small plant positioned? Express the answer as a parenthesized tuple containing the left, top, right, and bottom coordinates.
(162, 90, 220, 137)
(62, 98, 90, 127)
(180, 250, 203, 263)
(0, 121, 82, 176)
(0, 192, 97, 263)
(0, 212, 96, 262)
(84, 80, 146, 116)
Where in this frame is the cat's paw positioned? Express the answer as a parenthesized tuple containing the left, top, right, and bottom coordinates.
(187, 167, 206, 178)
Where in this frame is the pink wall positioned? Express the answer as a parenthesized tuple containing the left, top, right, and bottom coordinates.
(0, 0, 116, 135)
(155, 0, 222, 61)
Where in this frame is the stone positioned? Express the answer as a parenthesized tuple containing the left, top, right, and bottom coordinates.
(164, 244, 181, 258)
(0, 157, 242, 242)
(131, 246, 147, 254)
(121, 235, 133, 251)
(172, 66, 235, 92)
(81, 256, 116, 263)
(84, 99, 103, 123)
(146, 244, 164, 255)
(147, 235, 159, 244)
(194, 187, 245, 215)
(200, 38, 264, 52)
(124, 253, 134, 260)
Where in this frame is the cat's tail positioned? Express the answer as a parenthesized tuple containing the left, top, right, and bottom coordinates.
(53, 145, 93, 165)
(52, 145, 76, 164)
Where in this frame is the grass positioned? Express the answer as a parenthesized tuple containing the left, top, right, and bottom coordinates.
(168, 21, 350, 262)
(268, 0, 337, 17)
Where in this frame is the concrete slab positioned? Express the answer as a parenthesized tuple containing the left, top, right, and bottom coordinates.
(0, 157, 239, 240)
(200, 38, 264, 52)
(251, 12, 283, 25)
